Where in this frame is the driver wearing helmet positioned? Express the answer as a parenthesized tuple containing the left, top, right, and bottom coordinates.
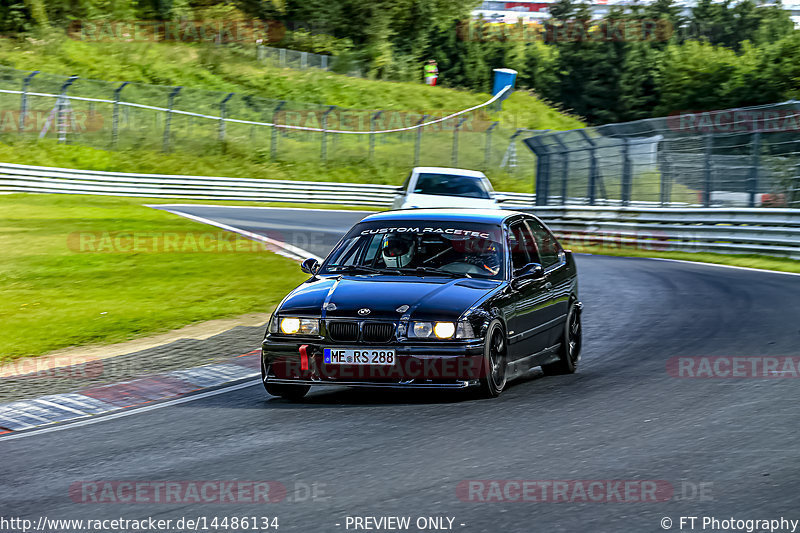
(382, 233, 416, 269)
(463, 240, 501, 276)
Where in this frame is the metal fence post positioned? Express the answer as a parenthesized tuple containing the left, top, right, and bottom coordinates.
(659, 154, 672, 207)
(484, 122, 498, 168)
(162, 86, 182, 153)
(271, 101, 285, 160)
(703, 134, 713, 207)
(526, 135, 549, 206)
(111, 81, 129, 149)
(552, 135, 569, 205)
(369, 111, 383, 161)
(56, 75, 78, 144)
(452, 116, 467, 167)
(414, 114, 428, 166)
(747, 131, 761, 208)
(219, 93, 234, 144)
(321, 105, 336, 164)
(19, 70, 39, 133)
(621, 138, 632, 206)
(578, 130, 597, 205)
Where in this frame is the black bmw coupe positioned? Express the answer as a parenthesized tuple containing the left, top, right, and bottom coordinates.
(261, 208, 581, 400)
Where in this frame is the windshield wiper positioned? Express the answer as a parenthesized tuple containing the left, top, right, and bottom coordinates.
(332, 265, 404, 275)
(396, 267, 470, 278)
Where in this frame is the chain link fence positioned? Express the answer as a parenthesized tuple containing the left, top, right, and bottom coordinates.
(0, 65, 532, 175)
(524, 101, 800, 208)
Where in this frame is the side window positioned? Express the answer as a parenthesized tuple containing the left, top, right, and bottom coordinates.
(527, 219, 563, 268)
(508, 221, 539, 273)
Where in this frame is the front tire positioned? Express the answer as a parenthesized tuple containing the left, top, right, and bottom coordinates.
(478, 320, 508, 398)
(542, 302, 582, 376)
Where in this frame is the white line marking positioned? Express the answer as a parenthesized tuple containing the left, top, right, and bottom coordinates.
(0, 379, 260, 442)
(647, 257, 800, 277)
(156, 209, 322, 263)
(33, 398, 87, 416)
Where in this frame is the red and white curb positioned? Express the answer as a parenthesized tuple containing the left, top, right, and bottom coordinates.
(0, 350, 261, 435)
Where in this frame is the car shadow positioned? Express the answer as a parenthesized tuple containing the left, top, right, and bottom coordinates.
(260, 368, 547, 409)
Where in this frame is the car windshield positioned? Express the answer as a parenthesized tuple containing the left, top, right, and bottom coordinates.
(413, 173, 491, 199)
(321, 222, 505, 279)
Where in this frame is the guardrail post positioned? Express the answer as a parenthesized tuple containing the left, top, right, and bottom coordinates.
(452, 116, 467, 167)
(703, 134, 713, 207)
(484, 122, 498, 169)
(321, 105, 336, 164)
(414, 114, 428, 166)
(279, 48, 286, 67)
(19, 70, 39, 133)
(218, 92, 234, 145)
(271, 101, 286, 160)
(369, 111, 383, 161)
(162, 86, 182, 153)
(747, 131, 761, 208)
(621, 137, 632, 206)
(301, 52, 308, 69)
(321, 55, 328, 70)
(111, 81, 130, 149)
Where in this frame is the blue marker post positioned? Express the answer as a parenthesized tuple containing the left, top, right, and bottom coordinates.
(492, 68, 517, 110)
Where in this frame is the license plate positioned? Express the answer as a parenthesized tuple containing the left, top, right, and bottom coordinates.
(323, 348, 395, 365)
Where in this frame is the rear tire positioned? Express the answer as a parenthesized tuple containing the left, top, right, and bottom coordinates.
(478, 320, 508, 398)
(542, 302, 582, 376)
(262, 362, 310, 401)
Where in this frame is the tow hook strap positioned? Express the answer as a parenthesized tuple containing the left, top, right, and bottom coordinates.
(299, 345, 309, 371)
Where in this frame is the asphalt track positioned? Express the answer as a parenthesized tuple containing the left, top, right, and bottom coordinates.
(2, 206, 800, 533)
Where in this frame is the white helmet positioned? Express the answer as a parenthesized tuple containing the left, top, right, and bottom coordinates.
(382, 233, 415, 268)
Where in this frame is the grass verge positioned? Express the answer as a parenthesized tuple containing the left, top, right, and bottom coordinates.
(0, 193, 307, 361)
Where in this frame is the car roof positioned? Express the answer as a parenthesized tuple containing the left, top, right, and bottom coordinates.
(360, 208, 527, 224)
(412, 167, 487, 178)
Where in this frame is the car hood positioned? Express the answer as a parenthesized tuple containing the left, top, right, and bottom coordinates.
(278, 275, 502, 321)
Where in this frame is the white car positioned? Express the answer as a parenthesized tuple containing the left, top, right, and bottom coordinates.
(391, 167, 506, 210)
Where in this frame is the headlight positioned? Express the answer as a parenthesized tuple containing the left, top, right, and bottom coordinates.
(410, 321, 456, 339)
(279, 317, 319, 335)
(434, 322, 456, 339)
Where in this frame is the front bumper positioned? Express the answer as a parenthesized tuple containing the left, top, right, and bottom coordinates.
(262, 337, 486, 388)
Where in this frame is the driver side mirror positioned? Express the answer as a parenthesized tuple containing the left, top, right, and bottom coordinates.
(513, 262, 543, 285)
(300, 257, 320, 275)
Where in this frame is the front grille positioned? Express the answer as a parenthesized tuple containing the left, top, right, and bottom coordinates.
(362, 322, 395, 343)
(327, 321, 359, 341)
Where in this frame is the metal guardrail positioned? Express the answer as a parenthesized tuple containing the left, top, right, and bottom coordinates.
(0, 162, 533, 207)
(526, 206, 800, 259)
(1, 162, 798, 259)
